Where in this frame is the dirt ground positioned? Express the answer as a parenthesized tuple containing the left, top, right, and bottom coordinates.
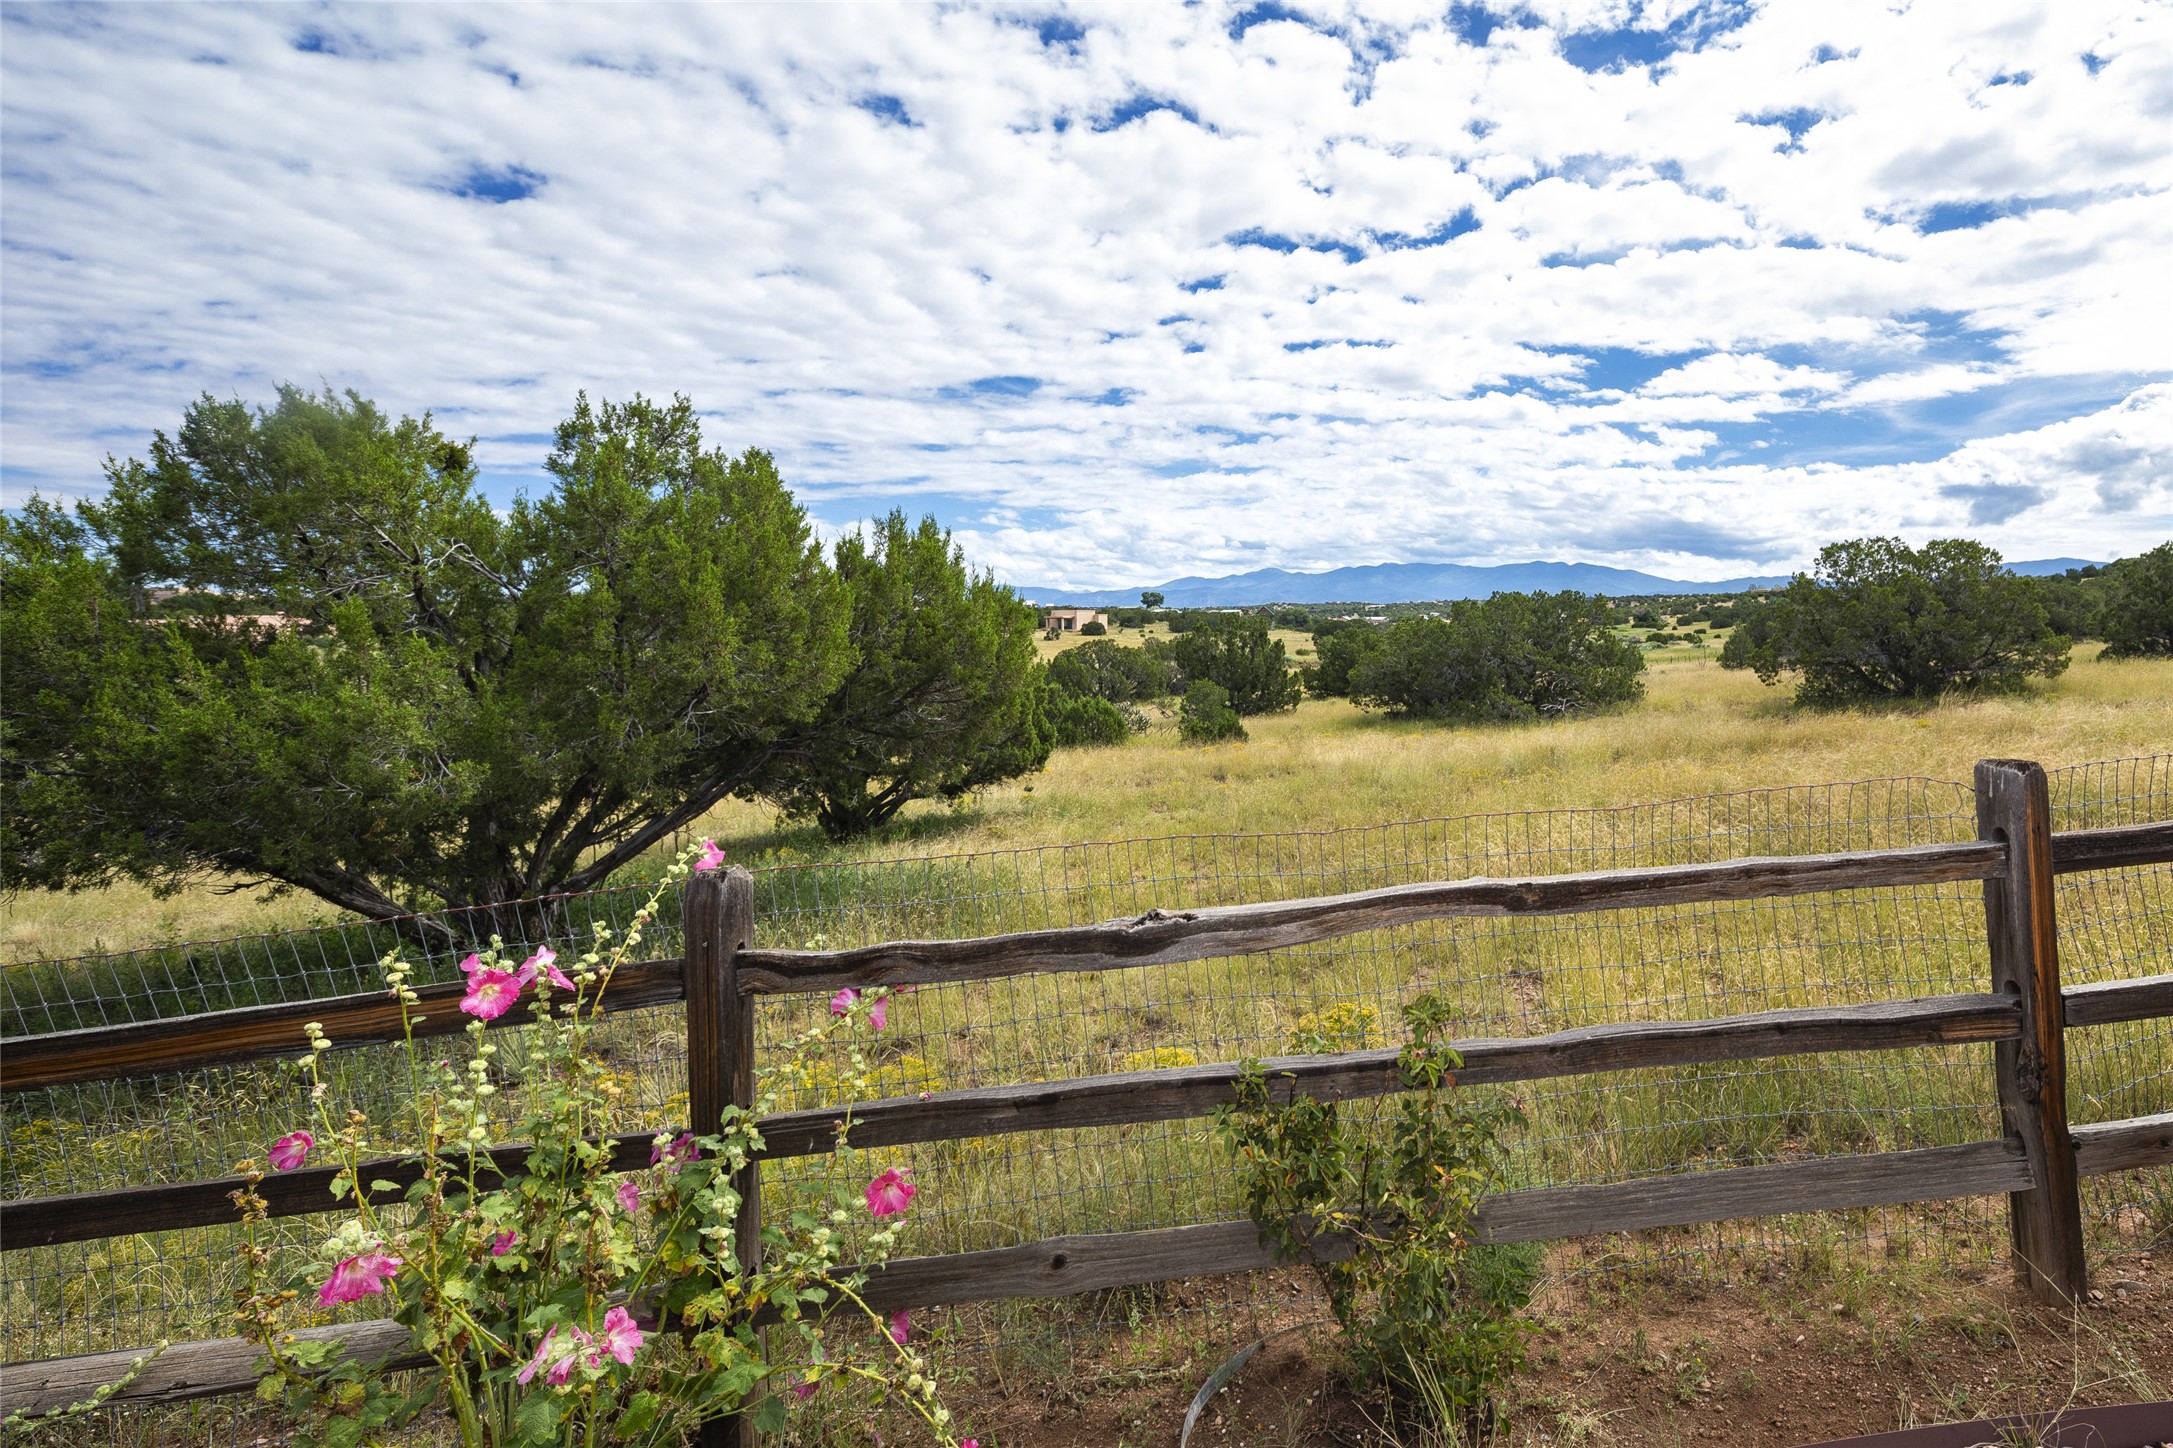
(943, 1254, 2173, 1447)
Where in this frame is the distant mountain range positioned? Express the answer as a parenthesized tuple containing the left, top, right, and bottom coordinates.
(1011, 558, 2101, 607)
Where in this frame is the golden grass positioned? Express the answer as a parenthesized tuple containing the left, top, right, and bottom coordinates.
(8, 647, 2168, 962)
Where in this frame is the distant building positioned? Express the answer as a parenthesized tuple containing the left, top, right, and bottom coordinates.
(1041, 607, 1109, 633)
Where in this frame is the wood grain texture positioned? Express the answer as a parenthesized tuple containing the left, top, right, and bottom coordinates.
(5, 992, 2022, 1249)
(0, 957, 685, 1094)
(4, 1137, 2032, 1416)
(732, 841, 2008, 994)
(0, 1319, 422, 1416)
(2047, 819, 2173, 874)
(753, 992, 2023, 1158)
(2072, 1112, 2173, 1177)
(0, 1135, 661, 1250)
(1978, 759, 2088, 1306)
(2062, 973, 2173, 1029)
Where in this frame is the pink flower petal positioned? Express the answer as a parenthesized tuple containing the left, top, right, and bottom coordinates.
(599, 1306, 643, 1366)
(490, 1230, 518, 1257)
(457, 952, 482, 977)
(867, 996, 887, 1032)
(518, 946, 576, 991)
(865, 1167, 916, 1219)
(268, 1130, 313, 1172)
(693, 839, 726, 872)
(888, 1310, 910, 1346)
(318, 1250, 402, 1307)
(616, 1179, 640, 1215)
(459, 967, 523, 1020)
(829, 988, 857, 1017)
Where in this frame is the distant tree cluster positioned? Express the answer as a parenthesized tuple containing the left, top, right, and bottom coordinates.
(1310, 591, 1644, 721)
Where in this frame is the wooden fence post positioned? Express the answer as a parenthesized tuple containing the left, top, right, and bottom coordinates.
(1975, 759, 2087, 1306)
(685, 865, 761, 1447)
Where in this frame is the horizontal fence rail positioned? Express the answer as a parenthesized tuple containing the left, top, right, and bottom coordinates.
(3, 767, 2170, 1425)
(7, 822, 2164, 1097)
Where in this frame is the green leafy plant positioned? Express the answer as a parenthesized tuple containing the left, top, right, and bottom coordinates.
(1178, 680, 1247, 742)
(1215, 995, 1536, 1438)
(229, 843, 974, 1448)
(2097, 540, 2173, 659)
(1347, 592, 1643, 722)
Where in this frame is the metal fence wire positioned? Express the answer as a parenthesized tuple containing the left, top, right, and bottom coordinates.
(3, 756, 2169, 1439)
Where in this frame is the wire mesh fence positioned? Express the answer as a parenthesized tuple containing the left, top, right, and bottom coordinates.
(4, 755, 2169, 1441)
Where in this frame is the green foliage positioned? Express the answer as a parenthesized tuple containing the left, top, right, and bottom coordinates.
(1717, 538, 2070, 704)
(1139, 590, 1165, 609)
(234, 850, 970, 1448)
(1167, 616, 1303, 715)
(758, 512, 1049, 841)
(2097, 541, 2173, 659)
(1347, 592, 1644, 722)
(1215, 994, 1535, 1432)
(2024, 574, 2104, 642)
(1077, 620, 1107, 636)
(1044, 686, 1132, 748)
(1178, 680, 1246, 742)
(2, 388, 847, 937)
(1307, 620, 1385, 698)
(1045, 637, 1177, 703)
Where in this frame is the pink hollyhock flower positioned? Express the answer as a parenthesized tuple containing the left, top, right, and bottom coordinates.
(790, 1375, 819, 1402)
(268, 1130, 313, 1171)
(459, 966, 523, 1020)
(865, 1167, 916, 1218)
(829, 987, 857, 1017)
(318, 1250, 403, 1307)
(867, 996, 888, 1031)
(517, 1326, 588, 1387)
(490, 1230, 518, 1256)
(888, 1310, 910, 1346)
(616, 1179, 640, 1215)
(595, 1306, 643, 1366)
(693, 839, 726, 872)
(458, 952, 482, 976)
(518, 946, 576, 992)
(650, 1131, 700, 1171)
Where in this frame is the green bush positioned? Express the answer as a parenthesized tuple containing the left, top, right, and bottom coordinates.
(1168, 617, 1302, 715)
(1348, 591, 1644, 721)
(1044, 686, 1131, 748)
(1045, 638, 1177, 702)
(1078, 620, 1107, 636)
(1719, 537, 2069, 704)
(1306, 620, 1384, 697)
(1215, 994, 1535, 1433)
(1178, 680, 1246, 742)
(2098, 541, 2173, 659)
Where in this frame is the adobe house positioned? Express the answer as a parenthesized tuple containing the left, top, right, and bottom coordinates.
(1041, 607, 1110, 633)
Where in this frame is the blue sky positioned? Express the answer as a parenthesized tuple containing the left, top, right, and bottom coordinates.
(2, 0, 2167, 587)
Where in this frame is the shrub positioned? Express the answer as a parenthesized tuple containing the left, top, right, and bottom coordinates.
(1348, 591, 1644, 721)
(1078, 620, 1107, 636)
(2098, 541, 2173, 659)
(1307, 620, 1384, 698)
(1044, 686, 1130, 747)
(1719, 537, 2070, 704)
(1216, 994, 1535, 1434)
(1046, 638, 1177, 703)
(1178, 680, 1246, 742)
(1168, 617, 1303, 715)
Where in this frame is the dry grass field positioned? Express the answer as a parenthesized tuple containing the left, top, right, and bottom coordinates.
(8, 645, 2169, 964)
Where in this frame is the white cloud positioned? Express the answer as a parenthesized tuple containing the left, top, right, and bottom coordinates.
(1, 0, 2168, 589)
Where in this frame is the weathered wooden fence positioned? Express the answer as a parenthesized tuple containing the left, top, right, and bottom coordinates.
(5, 759, 2172, 1432)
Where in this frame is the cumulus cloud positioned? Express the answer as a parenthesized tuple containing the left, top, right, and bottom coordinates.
(1, 0, 2167, 588)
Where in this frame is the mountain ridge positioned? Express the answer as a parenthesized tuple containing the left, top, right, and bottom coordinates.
(1009, 558, 2100, 607)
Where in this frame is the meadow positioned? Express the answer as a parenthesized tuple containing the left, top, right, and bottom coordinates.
(6, 644, 2170, 1394)
(10, 644, 2171, 964)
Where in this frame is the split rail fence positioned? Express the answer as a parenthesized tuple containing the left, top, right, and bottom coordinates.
(4, 758, 2172, 1433)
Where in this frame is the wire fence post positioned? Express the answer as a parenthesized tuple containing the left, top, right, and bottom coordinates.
(685, 865, 761, 1447)
(1975, 757, 2087, 1306)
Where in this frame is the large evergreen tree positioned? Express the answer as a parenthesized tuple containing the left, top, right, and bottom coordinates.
(1719, 538, 2069, 703)
(3, 388, 848, 939)
(2097, 541, 2173, 659)
(758, 512, 1049, 840)
(1347, 591, 1642, 721)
